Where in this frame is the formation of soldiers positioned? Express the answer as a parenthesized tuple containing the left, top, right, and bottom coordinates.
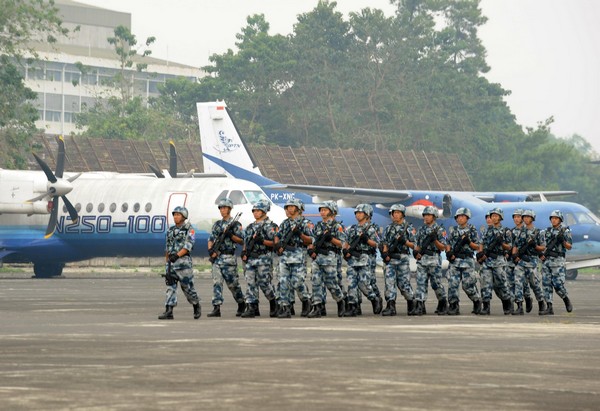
(159, 198, 574, 320)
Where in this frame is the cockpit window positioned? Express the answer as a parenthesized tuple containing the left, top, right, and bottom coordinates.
(564, 212, 600, 226)
(229, 190, 247, 205)
(215, 190, 229, 205)
(245, 190, 268, 205)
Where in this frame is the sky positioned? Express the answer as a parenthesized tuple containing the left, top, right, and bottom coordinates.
(77, 0, 600, 155)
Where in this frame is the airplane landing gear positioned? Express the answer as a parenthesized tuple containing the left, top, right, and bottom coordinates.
(33, 263, 64, 278)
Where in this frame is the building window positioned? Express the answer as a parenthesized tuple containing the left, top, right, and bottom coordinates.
(45, 111, 61, 122)
(46, 70, 62, 82)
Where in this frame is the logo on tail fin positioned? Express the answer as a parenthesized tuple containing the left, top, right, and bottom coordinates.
(214, 130, 241, 153)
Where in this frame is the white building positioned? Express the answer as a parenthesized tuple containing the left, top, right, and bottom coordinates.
(21, 0, 202, 136)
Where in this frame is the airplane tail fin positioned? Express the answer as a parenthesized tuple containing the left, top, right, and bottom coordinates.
(197, 101, 263, 176)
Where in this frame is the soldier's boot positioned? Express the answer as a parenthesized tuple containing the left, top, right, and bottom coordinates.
(472, 300, 481, 315)
(343, 303, 357, 317)
(236, 301, 246, 317)
(269, 299, 279, 318)
(193, 303, 201, 319)
(337, 299, 346, 317)
(158, 305, 174, 320)
(320, 303, 327, 317)
(540, 301, 553, 315)
(382, 300, 396, 316)
(479, 301, 490, 315)
(512, 301, 524, 315)
(434, 299, 443, 314)
(414, 301, 426, 316)
(307, 303, 322, 318)
(301, 299, 311, 317)
(525, 296, 533, 313)
(437, 298, 448, 315)
(255, 303, 260, 317)
(371, 296, 383, 315)
(502, 299, 513, 315)
(241, 303, 257, 318)
(563, 297, 573, 313)
(207, 305, 221, 317)
(277, 304, 291, 318)
(290, 302, 296, 316)
(447, 301, 460, 316)
(407, 300, 414, 316)
(422, 303, 427, 315)
(355, 303, 362, 316)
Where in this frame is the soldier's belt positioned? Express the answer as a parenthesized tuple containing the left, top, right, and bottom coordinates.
(220, 250, 235, 255)
(454, 253, 473, 259)
(546, 251, 565, 258)
(389, 253, 408, 260)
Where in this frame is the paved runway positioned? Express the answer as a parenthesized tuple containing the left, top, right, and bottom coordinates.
(0, 270, 599, 410)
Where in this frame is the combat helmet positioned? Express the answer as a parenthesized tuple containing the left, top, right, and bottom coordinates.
(355, 203, 373, 217)
(522, 209, 536, 221)
(549, 209, 564, 222)
(454, 207, 472, 219)
(489, 207, 504, 220)
(284, 198, 304, 212)
(512, 208, 524, 217)
(217, 198, 234, 209)
(389, 204, 406, 216)
(319, 200, 338, 215)
(172, 206, 189, 219)
(252, 199, 271, 213)
(422, 205, 438, 217)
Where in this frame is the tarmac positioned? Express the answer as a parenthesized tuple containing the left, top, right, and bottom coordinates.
(0, 268, 599, 411)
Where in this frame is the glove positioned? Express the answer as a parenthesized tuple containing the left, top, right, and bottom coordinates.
(168, 253, 179, 263)
(556, 234, 565, 243)
(446, 251, 455, 261)
(323, 232, 333, 242)
(461, 235, 470, 245)
(412, 250, 420, 259)
(165, 275, 177, 286)
(224, 230, 234, 239)
(476, 251, 486, 262)
(360, 233, 369, 244)
(381, 252, 390, 262)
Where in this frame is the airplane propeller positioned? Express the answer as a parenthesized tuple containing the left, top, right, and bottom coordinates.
(147, 140, 183, 178)
(29, 136, 80, 238)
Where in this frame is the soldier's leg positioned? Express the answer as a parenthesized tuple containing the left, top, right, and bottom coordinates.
(415, 264, 428, 303)
(310, 261, 325, 305)
(526, 267, 545, 302)
(461, 265, 481, 302)
(384, 263, 398, 303)
(479, 266, 492, 302)
(553, 263, 569, 300)
(220, 260, 245, 304)
(278, 261, 292, 306)
(244, 262, 259, 305)
(492, 266, 512, 301)
(165, 283, 178, 307)
(369, 255, 381, 297)
(323, 264, 344, 302)
(447, 264, 461, 305)
(256, 263, 276, 301)
(513, 264, 525, 303)
(210, 262, 225, 306)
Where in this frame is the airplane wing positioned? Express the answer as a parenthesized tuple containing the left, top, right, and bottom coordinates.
(472, 191, 578, 202)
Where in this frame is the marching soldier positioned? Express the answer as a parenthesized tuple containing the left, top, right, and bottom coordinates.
(477, 207, 513, 315)
(207, 198, 246, 317)
(445, 207, 482, 315)
(159, 206, 201, 320)
(306, 201, 346, 318)
(380, 204, 415, 316)
(507, 209, 533, 312)
(240, 200, 279, 318)
(411, 206, 447, 316)
(274, 198, 313, 318)
(540, 210, 573, 315)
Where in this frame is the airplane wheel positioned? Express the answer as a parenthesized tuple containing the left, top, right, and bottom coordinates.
(33, 263, 64, 278)
(565, 269, 578, 281)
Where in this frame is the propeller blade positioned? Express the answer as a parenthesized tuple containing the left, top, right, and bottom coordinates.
(67, 172, 82, 183)
(45, 197, 59, 238)
(62, 195, 79, 223)
(33, 153, 57, 183)
(147, 163, 165, 178)
(55, 136, 65, 178)
(27, 193, 49, 202)
(169, 140, 177, 178)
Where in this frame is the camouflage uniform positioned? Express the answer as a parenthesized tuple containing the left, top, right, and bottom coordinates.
(479, 224, 512, 312)
(164, 221, 199, 308)
(368, 222, 382, 299)
(507, 226, 531, 303)
(309, 218, 346, 310)
(446, 223, 481, 307)
(209, 217, 245, 307)
(276, 216, 313, 308)
(513, 226, 546, 306)
(242, 218, 278, 306)
(382, 220, 415, 306)
(414, 222, 447, 309)
(542, 224, 573, 307)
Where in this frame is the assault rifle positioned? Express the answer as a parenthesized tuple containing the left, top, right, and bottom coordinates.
(161, 260, 179, 286)
(343, 224, 371, 261)
(308, 228, 332, 259)
(382, 231, 405, 263)
(413, 231, 436, 259)
(209, 212, 242, 263)
(241, 227, 261, 261)
(446, 233, 471, 262)
(543, 227, 566, 259)
(476, 231, 504, 264)
(276, 222, 299, 256)
(512, 235, 536, 263)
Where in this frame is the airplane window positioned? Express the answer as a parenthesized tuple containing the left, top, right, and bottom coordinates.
(564, 213, 577, 226)
(75, 203, 81, 212)
(86, 203, 93, 213)
(133, 203, 140, 213)
(121, 203, 128, 212)
(98, 203, 105, 213)
(110, 203, 116, 213)
(229, 190, 247, 205)
(575, 212, 600, 225)
(145, 202, 152, 212)
(244, 190, 268, 205)
(215, 190, 229, 205)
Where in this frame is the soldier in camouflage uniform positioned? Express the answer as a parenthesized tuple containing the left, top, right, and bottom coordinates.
(476, 207, 513, 315)
(507, 209, 533, 313)
(380, 204, 415, 316)
(411, 206, 447, 316)
(540, 210, 573, 315)
(306, 201, 346, 318)
(159, 206, 200, 320)
(240, 200, 279, 318)
(445, 207, 481, 315)
(511, 209, 547, 315)
(274, 198, 313, 318)
(207, 198, 246, 317)
(342, 203, 383, 317)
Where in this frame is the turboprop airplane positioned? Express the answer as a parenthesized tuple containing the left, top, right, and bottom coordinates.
(0, 138, 286, 277)
(197, 101, 600, 279)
